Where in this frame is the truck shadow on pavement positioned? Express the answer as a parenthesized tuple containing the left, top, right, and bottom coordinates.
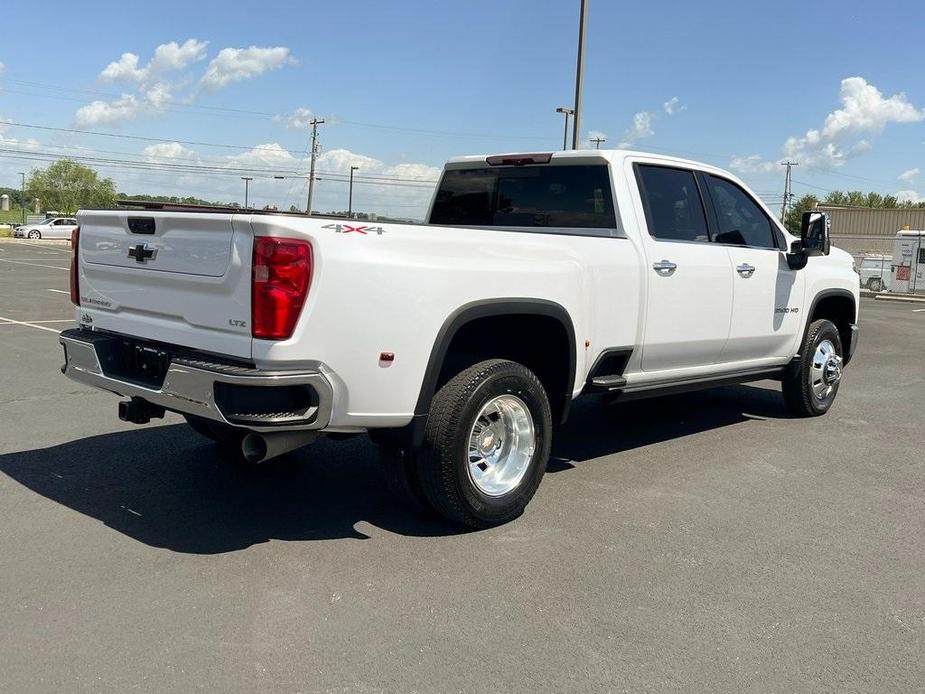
(0, 383, 789, 554)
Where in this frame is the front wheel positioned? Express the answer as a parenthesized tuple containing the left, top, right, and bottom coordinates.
(782, 319, 844, 417)
(867, 277, 884, 292)
(27, 230, 41, 239)
(415, 359, 552, 528)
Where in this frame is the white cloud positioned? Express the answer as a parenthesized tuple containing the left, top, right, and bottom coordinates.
(141, 142, 197, 160)
(663, 96, 686, 115)
(783, 77, 924, 167)
(99, 39, 208, 84)
(150, 39, 209, 72)
(100, 53, 146, 83)
(75, 94, 142, 128)
(79, 39, 289, 127)
(200, 46, 296, 90)
(0, 62, 6, 77)
(729, 154, 779, 174)
(898, 167, 920, 184)
(274, 107, 314, 129)
(619, 111, 654, 148)
(728, 78, 924, 173)
(896, 189, 924, 204)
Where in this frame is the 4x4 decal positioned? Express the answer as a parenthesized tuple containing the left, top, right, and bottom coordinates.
(321, 223, 387, 235)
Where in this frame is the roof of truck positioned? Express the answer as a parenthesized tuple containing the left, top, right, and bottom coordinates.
(443, 148, 723, 173)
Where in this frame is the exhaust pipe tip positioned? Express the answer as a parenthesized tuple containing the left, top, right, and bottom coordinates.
(240, 430, 319, 464)
(241, 433, 269, 464)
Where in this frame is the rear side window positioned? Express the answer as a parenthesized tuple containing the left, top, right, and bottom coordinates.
(635, 165, 710, 242)
(430, 165, 616, 229)
(705, 175, 777, 248)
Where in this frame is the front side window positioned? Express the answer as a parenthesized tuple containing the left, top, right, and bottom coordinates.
(705, 176, 777, 248)
(430, 165, 616, 229)
(635, 165, 710, 242)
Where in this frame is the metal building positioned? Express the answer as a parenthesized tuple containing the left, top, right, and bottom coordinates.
(819, 205, 925, 255)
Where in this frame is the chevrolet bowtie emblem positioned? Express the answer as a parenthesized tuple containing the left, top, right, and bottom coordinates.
(128, 244, 157, 263)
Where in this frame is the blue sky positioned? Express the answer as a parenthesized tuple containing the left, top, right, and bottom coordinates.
(2, 0, 924, 216)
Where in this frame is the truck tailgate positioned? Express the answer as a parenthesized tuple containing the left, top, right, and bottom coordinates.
(75, 211, 254, 359)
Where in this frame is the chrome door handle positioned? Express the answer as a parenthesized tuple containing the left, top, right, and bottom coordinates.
(653, 260, 677, 275)
(736, 263, 756, 278)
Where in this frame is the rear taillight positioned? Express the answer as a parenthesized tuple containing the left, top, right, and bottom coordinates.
(251, 236, 313, 340)
(70, 227, 80, 306)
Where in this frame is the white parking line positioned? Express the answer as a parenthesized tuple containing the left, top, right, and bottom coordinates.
(0, 258, 69, 271)
(47, 289, 69, 295)
(20, 242, 71, 253)
(913, 308, 925, 313)
(0, 315, 62, 334)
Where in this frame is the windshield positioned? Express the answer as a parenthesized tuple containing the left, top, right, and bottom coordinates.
(429, 164, 616, 230)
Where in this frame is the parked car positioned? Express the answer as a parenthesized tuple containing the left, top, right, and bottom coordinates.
(13, 217, 78, 239)
(857, 255, 892, 292)
(60, 149, 860, 527)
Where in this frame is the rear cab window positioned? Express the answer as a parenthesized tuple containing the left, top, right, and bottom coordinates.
(634, 165, 710, 243)
(429, 162, 617, 235)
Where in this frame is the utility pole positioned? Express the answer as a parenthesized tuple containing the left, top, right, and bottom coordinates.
(571, 0, 588, 150)
(306, 117, 325, 215)
(18, 172, 26, 225)
(780, 161, 798, 223)
(241, 177, 253, 208)
(347, 165, 359, 219)
(590, 136, 606, 149)
(556, 107, 574, 151)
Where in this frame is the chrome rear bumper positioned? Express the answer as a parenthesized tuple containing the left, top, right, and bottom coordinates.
(60, 329, 333, 432)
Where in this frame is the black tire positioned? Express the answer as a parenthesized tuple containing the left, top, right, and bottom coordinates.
(868, 277, 884, 292)
(782, 319, 844, 417)
(377, 444, 431, 510)
(415, 359, 552, 528)
(184, 415, 247, 452)
(28, 230, 41, 240)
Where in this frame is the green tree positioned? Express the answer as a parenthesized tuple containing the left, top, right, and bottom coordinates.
(26, 160, 117, 214)
(785, 193, 819, 233)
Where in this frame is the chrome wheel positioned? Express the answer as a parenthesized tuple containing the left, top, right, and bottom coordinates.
(28, 230, 40, 239)
(467, 394, 535, 497)
(810, 339, 842, 401)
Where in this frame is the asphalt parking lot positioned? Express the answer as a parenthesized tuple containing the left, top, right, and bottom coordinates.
(1, 237, 923, 693)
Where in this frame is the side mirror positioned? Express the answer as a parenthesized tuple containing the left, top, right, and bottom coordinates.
(800, 211, 830, 256)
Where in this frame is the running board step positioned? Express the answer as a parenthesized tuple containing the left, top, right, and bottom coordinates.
(588, 375, 627, 391)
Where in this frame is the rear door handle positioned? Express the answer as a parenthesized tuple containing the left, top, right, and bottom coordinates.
(653, 260, 677, 275)
(736, 263, 756, 278)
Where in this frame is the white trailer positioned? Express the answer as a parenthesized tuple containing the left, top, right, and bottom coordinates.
(891, 230, 925, 294)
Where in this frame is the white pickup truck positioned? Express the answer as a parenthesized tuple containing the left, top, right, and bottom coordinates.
(61, 149, 860, 527)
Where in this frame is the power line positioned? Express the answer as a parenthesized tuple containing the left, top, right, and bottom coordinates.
(1, 120, 308, 155)
(0, 151, 438, 189)
(3, 80, 559, 141)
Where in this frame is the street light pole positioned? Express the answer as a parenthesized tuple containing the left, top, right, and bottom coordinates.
(18, 172, 26, 225)
(241, 177, 253, 208)
(571, 0, 588, 150)
(556, 107, 574, 151)
(348, 165, 359, 219)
